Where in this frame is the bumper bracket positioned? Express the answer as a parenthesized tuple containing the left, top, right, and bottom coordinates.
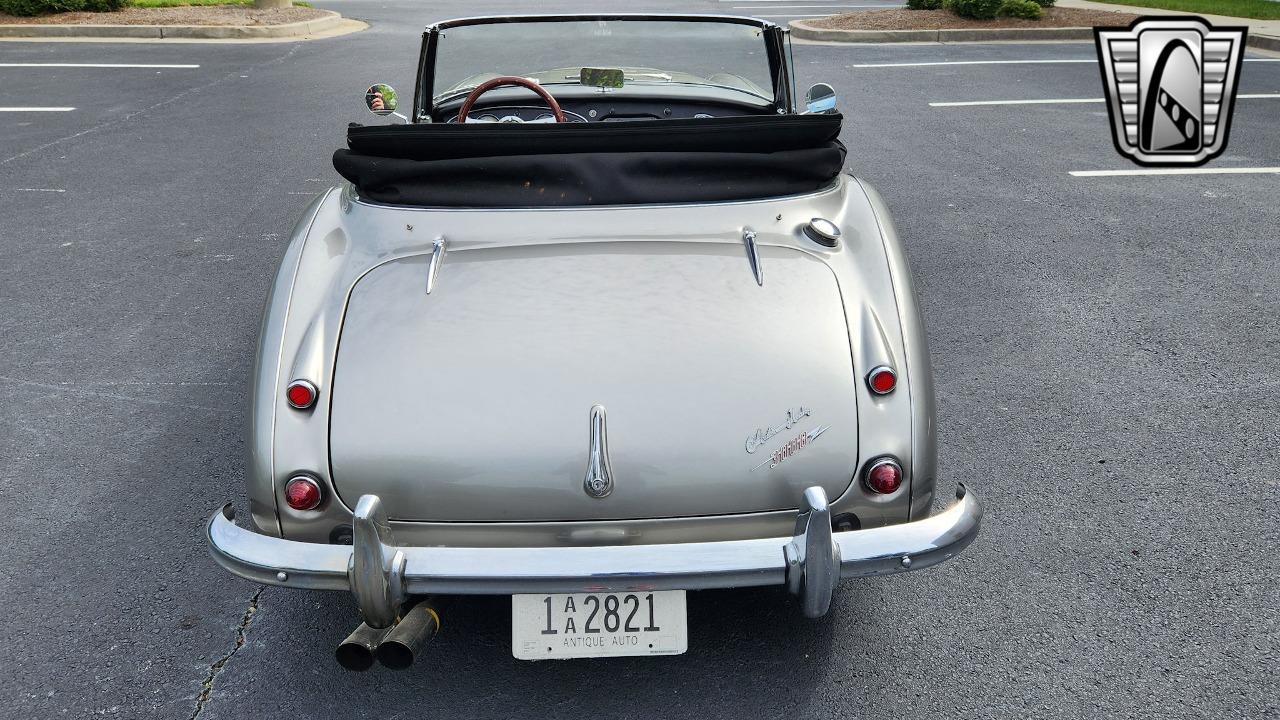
(784, 486, 841, 618)
(349, 496, 407, 628)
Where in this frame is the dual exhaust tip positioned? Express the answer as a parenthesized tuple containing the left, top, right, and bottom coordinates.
(335, 599, 440, 671)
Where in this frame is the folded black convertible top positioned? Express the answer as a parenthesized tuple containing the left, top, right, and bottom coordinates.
(333, 114, 846, 207)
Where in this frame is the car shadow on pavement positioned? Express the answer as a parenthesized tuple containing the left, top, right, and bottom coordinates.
(206, 580, 871, 718)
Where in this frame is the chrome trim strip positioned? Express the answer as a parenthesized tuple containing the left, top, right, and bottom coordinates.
(743, 227, 763, 286)
(425, 236, 446, 295)
(207, 485, 981, 616)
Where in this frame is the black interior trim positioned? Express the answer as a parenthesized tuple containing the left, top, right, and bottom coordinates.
(334, 113, 846, 208)
(346, 113, 841, 161)
(335, 144, 845, 208)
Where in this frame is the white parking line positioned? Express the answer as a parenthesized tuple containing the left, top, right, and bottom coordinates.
(931, 93, 1280, 107)
(855, 59, 1097, 68)
(853, 58, 1280, 68)
(16, 187, 66, 192)
(1070, 167, 1280, 177)
(0, 107, 75, 112)
(0, 63, 199, 68)
(931, 98, 1102, 106)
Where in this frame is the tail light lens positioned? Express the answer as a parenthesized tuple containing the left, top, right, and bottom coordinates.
(867, 366, 897, 395)
(864, 457, 903, 494)
(284, 476, 323, 510)
(285, 380, 318, 409)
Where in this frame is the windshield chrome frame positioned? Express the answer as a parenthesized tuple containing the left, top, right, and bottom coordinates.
(412, 14, 795, 123)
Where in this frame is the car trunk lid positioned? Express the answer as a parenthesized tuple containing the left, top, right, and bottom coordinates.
(328, 241, 859, 522)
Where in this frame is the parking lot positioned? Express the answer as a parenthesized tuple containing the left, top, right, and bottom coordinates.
(2, 0, 1278, 718)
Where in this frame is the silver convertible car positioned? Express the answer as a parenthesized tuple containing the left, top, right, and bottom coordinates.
(207, 13, 982, 668)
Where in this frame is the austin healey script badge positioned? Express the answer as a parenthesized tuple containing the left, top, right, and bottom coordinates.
(1094, 17, 1246, 166)
(751, 425, 831, 472)
(745, 407, 812, 454)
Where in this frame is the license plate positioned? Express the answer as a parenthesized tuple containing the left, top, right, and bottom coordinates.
(511, 590, 687, 660)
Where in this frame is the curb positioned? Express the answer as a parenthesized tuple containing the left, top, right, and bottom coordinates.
(791, 18, 1280, 49)
(790, 19, 1094, 42)
(0, 8, 351, 40)
(1251, 34, 1280, 52)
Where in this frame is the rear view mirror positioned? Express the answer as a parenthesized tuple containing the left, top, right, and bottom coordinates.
(805, 83, 837, 114)
(364, 83, 399, 116)
(579, 67, 625, 89)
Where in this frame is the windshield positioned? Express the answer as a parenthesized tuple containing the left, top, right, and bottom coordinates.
(431, 18, 775, 105)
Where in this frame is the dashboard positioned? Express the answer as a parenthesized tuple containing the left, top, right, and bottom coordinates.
(437, 98, 769, 124)
(445, 106, 589, 124)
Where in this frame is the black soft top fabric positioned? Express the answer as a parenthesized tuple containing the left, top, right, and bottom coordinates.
(333, 114, 846, 208)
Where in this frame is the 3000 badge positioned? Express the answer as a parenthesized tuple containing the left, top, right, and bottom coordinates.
(752, 425, 831, 471)
(511, 591, 688, 660)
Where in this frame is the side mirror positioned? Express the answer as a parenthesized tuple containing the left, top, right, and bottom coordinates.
(363, 83, 399, 116)
(804, 83, 837, 115)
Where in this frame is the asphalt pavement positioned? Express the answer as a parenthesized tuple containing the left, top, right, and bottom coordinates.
(1, 0, 1278, 718)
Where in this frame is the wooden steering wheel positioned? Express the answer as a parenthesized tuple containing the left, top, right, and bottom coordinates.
(456, 76, 567, 123)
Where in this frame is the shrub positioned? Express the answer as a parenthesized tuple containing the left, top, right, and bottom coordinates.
(906, 0, 944, 9)
(946, 0, 1003, 18)
(998, 0, 1043, 18)
(1033, 0, 1055, 7)
(0, 0, 124, 14)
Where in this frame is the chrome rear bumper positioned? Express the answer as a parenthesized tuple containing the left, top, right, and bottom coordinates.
(207, 484, 980, 624)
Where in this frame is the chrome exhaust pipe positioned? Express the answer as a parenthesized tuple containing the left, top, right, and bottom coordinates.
(375, 600, 441, 670)
(336, 622, 391, 671)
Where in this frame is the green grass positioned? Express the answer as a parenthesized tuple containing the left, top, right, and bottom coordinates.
(1095, 0, 1280, 19)
(126, 0, 311, 7)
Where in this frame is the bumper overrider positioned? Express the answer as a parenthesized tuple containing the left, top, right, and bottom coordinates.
(207, 484, 981, 625)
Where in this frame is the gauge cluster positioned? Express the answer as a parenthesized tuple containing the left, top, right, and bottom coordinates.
(438, 98, 760, 124)
(445, 106, 589, 124)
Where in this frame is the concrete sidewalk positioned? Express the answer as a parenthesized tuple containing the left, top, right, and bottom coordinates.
(0, 9, 365, 41)
(1057, 0, 1280, 47)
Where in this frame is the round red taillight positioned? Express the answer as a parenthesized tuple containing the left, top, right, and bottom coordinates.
(865, 458, 903, 494)
(284, 476, 323, 511)
(867, 366, 897, 395)
(286, 380, 318, 410)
